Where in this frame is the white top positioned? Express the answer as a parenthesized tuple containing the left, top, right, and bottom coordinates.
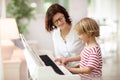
(52, 27, 85, 67)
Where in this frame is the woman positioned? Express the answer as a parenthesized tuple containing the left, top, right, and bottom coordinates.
(45, 3, 85, 67)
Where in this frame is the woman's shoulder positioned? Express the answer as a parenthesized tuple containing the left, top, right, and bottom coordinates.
(51, 28, 59, 34)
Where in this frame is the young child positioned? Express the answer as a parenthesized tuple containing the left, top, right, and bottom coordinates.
(56, 17, 103, 80)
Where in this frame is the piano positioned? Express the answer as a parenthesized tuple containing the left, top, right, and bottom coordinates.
(20, 34, 81, 80)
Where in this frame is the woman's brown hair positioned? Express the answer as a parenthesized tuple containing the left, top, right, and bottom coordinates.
(45, 3, 72, 32)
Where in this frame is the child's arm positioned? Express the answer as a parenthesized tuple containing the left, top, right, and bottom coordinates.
(66, 67, 93, 74)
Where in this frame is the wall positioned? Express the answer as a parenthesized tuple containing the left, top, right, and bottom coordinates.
(89, 0, 119, 62)
(69, 0, 87, 25)
(94, 0, 116, 20)
(27, 14, 54, 51)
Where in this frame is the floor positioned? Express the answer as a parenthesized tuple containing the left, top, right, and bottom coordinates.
(102, 54, 120, 80)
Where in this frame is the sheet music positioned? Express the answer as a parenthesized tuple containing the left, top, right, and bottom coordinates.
(20, 34, 45, 66)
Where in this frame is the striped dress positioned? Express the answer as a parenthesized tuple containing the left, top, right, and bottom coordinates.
(79, 45, 103, 80)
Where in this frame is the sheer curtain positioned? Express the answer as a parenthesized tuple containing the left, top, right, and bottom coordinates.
(0, 0, 6, 79)
(0, 48, 3, 80)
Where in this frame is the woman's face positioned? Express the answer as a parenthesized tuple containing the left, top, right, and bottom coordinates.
(53, 13, 67, 30)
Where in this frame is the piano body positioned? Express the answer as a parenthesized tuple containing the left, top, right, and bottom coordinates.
(20, 34, 81, 80)
(24, 48, 81, 80)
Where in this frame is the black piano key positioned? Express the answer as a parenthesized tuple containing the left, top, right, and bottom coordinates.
(39, 55, 64, 75)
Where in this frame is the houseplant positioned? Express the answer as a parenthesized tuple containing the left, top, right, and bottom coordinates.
(7, 0, 35, 34)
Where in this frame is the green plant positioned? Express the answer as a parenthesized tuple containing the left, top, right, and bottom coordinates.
(7, 0, 35, 34)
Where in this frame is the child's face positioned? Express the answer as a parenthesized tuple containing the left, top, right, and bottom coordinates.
(78, 33, 89, 43)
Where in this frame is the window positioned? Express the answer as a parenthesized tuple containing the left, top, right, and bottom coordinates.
(28, 0, 69, 14)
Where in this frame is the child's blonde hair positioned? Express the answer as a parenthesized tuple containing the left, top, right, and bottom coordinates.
(75, 17, 100, 37)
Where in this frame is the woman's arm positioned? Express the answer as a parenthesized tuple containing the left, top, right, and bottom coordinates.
(66, 55, 81, 62)
(54, 55, 81, 65)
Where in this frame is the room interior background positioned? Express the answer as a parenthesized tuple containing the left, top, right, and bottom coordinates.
(1, 0, 120, 80)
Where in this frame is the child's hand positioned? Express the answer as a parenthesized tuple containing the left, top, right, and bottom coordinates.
(63, 65, 71, 71)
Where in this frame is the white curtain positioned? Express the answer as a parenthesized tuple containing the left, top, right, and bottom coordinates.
(0, 0, 5, 79)
(0, 47, 3, 80)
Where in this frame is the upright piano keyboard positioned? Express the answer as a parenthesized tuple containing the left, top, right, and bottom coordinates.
(20, 34, 81, 80)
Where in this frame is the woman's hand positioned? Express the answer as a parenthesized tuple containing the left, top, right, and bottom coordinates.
(54, 58, 61, 65)
(54, 56, 68, 65)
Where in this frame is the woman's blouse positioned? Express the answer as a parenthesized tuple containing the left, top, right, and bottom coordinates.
(52, 27, 85, 67)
